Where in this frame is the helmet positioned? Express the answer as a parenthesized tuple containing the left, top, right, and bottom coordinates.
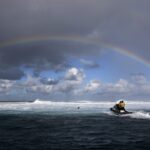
(119, 100, 125, 107)
(116, 99, 124, 104)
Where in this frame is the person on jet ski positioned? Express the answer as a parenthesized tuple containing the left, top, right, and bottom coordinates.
(114, 100, 127, 112)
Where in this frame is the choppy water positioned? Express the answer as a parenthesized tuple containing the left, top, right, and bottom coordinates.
(0, 100, 150, 150)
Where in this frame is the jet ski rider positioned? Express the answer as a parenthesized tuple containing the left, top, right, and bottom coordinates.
(114, 100, 127, 112)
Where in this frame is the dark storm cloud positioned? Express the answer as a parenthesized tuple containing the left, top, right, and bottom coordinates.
(0, 0, 150, 80)
(0, 40, 100, 66)
(0, 67, 24, 80)
(0, 40, 100, 79)
(0, 0, 150, 54)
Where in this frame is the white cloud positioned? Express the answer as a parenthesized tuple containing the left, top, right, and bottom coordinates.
(0, 79, 15, 93)
(82, 75, 150, 100)
(53, 68, 85, 93)
(85, 80, 101, 92)
(109, 79, 134, 93)
(24, 73, 150, 99)
(65, 67, 85, 83)
(21, 68, 85, 95)
(83, 78, 134, 96)
(131, 73, 147, 84)
(0, 69, 150, 100)
(24, 74, 54, 93)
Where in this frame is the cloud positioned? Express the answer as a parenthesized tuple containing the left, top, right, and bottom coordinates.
(21, 74, 54, 94)
(54, 68, 85, 93)
(0, 41, 100, 80)
(23, 67, 85, 95)
(0, 0, 150, 81)
(131, 73, 146, 84)
(0, 0, 150, 61)
(0, 68, 149, 100)
(65, 68, 85, 82)
(83, 79, 134, 97)
(82, 75, 150, 100)
(40, 78, 59, 85)
(106, 79, 134, 94)
(0, 79, 15, 94)
(0, 67, 24, 80)
(80, 59, 100, 69)
(85, 80, 101, 92)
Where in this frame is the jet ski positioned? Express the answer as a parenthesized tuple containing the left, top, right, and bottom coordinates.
(110, 107, 133, 115)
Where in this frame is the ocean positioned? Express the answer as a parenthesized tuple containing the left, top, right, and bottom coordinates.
(0, 100, 150, 150)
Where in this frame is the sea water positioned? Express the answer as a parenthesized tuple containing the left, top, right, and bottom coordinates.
(0, 100, 150, 150)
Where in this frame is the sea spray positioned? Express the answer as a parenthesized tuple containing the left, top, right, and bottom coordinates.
(0, 99, 150, 118)
(125, 111, 150, 120)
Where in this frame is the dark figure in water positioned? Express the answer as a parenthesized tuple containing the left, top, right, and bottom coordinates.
(77, 107, 80, 109)
(114, 100, 127, 112)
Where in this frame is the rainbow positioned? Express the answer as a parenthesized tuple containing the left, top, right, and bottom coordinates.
(0, 35, 149, 68)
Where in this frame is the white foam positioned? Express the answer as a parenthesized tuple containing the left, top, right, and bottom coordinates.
(0, 99, 150, 117)
(126, 111, 150, 120)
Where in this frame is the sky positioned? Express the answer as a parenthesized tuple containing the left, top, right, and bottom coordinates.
(0, 0, 150, 101)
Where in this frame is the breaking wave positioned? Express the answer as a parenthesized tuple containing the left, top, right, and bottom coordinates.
(0, 99, 150, 119)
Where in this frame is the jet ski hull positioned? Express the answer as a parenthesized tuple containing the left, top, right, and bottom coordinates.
(110, 108, 133, 115)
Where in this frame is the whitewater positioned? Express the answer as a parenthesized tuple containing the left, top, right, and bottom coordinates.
(0, 99, 150, 120)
